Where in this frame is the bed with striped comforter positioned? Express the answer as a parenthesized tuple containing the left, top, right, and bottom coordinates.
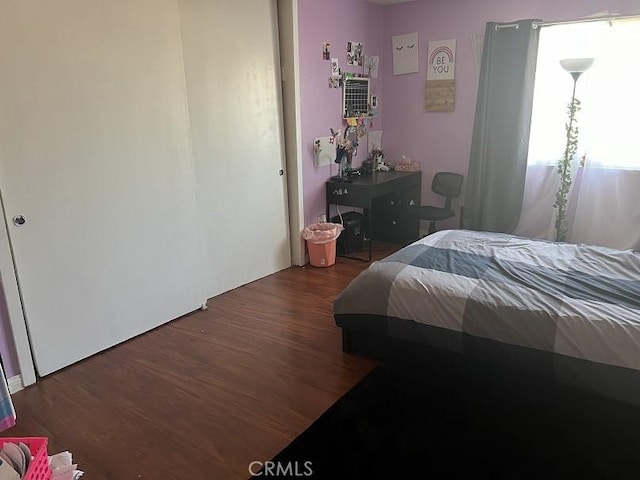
(335, 229, 640, 403)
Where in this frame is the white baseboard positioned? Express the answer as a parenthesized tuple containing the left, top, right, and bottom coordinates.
(8, 375, 23, 394)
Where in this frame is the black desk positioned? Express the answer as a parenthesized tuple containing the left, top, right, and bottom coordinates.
(326, 171, 422, 261)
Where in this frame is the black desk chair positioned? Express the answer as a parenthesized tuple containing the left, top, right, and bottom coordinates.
(408, 172, 464, 235)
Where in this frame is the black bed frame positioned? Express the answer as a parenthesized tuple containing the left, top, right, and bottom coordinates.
(338, 316, 640, 409)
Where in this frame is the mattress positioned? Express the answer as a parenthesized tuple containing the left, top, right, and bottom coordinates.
(334, 229, 640, 373)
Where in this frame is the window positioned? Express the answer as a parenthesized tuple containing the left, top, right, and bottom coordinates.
(528, 19, 640, 169)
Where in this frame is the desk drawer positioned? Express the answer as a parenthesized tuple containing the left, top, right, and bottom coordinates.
(372, 212, 418, 244)
(372, 186, 421, 244)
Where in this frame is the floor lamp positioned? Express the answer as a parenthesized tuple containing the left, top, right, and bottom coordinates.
(554, 57, 594, 242)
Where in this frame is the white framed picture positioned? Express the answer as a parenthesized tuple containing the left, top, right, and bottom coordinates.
(392, 32, 419, 75)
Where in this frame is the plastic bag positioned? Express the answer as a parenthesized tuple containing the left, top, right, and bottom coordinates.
(301, 222, 344, 244)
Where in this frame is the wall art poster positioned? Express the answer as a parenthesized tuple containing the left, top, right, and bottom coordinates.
(364, 55, 380, 79)
(323, 42, 331, 60)
(331, 58, 339, 76)
(425, 38, 456, 112)
(367, 130, 383, 154)
(347, 41, 363, 66)
(392, 32, 419, 75)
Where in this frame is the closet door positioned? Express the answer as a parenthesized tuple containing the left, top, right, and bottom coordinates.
(178, 0, 291, 297)
(0, 1, 205, 375)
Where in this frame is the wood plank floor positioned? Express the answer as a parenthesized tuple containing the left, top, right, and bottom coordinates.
(7, 243, 399, 479)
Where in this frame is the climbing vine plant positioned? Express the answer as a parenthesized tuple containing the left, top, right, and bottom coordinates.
(554, 97, 581, 242)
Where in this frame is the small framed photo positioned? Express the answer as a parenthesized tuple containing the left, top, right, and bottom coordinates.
(370, 94, 378, 110)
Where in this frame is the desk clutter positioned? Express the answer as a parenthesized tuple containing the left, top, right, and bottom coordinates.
(394, 155, 420, 172)
(0, 438, 83, 480)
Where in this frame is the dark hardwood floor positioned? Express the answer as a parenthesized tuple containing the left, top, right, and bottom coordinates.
(7, 243, 399, 479)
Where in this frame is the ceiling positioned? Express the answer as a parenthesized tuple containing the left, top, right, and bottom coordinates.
(366, 0, 416, 5)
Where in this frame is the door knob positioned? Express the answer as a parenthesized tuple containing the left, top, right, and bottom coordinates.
(13, 215, 26, 227)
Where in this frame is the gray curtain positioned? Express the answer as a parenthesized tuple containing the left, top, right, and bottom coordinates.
(464, 19, 541, 233)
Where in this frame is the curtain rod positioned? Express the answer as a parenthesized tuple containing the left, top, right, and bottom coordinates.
(495, 14, 640, 31)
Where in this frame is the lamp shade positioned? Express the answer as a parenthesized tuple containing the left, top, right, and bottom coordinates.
(560, 58, 595, 73)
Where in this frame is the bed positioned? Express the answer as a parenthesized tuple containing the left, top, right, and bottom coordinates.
(334, 229, 640, 405)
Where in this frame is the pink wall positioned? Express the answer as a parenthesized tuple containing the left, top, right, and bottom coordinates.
(381, 0, 640, 224)
(298, 0, 384, 226)
(298, 0, 639, 229)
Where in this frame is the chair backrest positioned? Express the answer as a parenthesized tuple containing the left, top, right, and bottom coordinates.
(431, 172, 464, 210)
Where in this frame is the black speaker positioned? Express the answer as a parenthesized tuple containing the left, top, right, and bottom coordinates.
(332, 212, 363, 254)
